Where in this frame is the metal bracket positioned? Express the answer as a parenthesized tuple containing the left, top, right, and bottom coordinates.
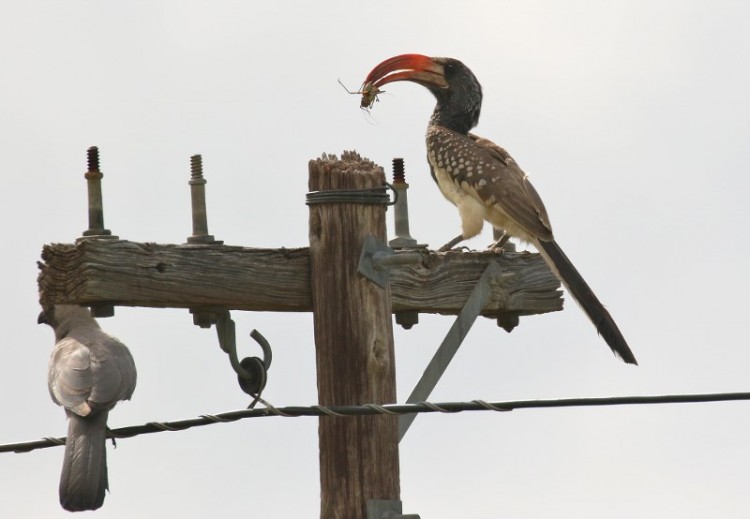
(366, 499, 420, 519)
(190, 307, 272, 397)
(358, 235, 422, 289)
(398, 261, 502, 441)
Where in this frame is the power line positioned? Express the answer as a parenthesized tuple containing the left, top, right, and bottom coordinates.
(3, 391, 750, 455)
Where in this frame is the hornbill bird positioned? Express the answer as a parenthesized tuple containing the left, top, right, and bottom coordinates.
(362, 54, 637, 365)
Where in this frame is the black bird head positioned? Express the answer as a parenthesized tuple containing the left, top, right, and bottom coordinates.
(363, 54, 483, 135)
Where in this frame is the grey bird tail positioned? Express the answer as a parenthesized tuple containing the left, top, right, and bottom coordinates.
(60, 411, 109, 511)
(536, 239, 638, 365)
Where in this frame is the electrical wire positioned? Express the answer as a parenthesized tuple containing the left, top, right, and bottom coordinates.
(3, 392, 750, 455)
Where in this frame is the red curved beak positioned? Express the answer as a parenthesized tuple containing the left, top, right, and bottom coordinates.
(364, 54, 449, 90)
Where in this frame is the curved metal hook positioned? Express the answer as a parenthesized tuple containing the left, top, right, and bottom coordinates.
(196, 308, 273, 396)
(214, 311, 254, 381)
(250, 329, 272, 370)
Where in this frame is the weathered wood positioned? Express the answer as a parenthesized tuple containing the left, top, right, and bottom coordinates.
(38, 242, 562, 317)
(308, 152, 399, 519)
(39, 241, 312, 312)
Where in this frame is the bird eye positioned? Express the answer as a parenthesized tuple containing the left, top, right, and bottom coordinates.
(443, 60, 463, 80)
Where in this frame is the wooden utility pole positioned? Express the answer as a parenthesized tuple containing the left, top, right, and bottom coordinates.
(308, 152, 399, 519)
(37, 147, 566, 519)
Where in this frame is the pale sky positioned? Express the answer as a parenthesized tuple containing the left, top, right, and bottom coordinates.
(2, 1, 750, 518)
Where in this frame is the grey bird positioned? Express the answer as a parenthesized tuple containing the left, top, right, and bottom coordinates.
(39, 305, 137, 511)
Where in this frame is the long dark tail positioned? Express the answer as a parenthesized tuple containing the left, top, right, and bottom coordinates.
(535, 239, 638, 365)
(60, 411, 109, 511)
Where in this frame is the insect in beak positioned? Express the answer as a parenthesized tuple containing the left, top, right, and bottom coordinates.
(338, 79, 383, 109)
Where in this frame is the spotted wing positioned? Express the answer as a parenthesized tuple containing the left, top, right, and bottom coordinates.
(467, 132, 553, 240)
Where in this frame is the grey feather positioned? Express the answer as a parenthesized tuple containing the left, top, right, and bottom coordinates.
(43, 305, 137, 511)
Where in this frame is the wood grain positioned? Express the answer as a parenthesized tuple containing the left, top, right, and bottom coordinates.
(308, 152, 399, 519)
(38, 243, 562, 317)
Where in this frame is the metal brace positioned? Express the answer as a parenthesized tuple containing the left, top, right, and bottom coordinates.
(190, 307, 272, 397)
(358, 235, 422, 289)
(398, 261, 502, 441)
(366, 499, 420, 519)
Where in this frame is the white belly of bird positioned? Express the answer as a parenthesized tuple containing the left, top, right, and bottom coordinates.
(430, 159, 535, 243)
(432, 164, 486, 239)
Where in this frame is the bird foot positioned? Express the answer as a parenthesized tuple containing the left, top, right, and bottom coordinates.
(438, 234, 466, 252)
(440, 245, 471, 253)
(487, 232, 510, 252)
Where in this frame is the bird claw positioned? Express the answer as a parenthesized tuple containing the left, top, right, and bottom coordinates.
(487, 243, 509, 254)
(438, 244, 471, 252)
(438, 234, 466, 252)
(440, 245, 471, 252)
(488, 232, 510, 251)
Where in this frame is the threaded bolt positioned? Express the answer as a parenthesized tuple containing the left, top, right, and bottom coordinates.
(186, 154, 222, 245)
(392, 158, 406, 184)
(388, 156, 425, 330)
(78, 145, 118, 320)
(87, 146, 100, 173)
(80, 145, 116, 240)
(190, 154, 203, 179)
